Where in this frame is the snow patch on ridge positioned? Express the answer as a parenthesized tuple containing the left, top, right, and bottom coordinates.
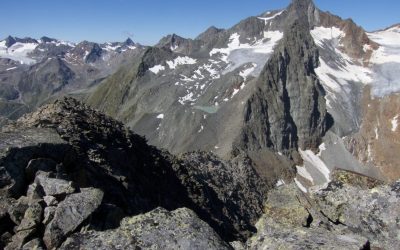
(311, 27, 344, 47)
(209, 32, 283, 67)
(149, 65, 165, 74)
(392, 115, 399, 132)
(166, 56, 197, 69)
(300, 149, 331, 183)
(239, 63, 257, 81)
(311, 26, 374, 108)
(296, 166, 314, 183)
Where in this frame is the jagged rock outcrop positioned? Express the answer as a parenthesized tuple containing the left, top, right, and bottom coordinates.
(70, 41, 103, 63)
(240, 171, 400, 249)
(156, 34, 203, 56)
(235, 17, 332, 155)
(174, 152, 268, 240)
(0, 97, 267, 248)
(43, 188, 104, 249)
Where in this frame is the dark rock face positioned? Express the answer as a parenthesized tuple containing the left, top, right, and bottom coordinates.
(4, 36, 16, 48)
(235, 18, 332, 155)
(156, 34, 203, 56)
(30, 43, 72, 59)
(0, 97, 267, 248)
(10, 98, 193, 216)
(70, 41, 103, 63)
(174, 152, 268, 241)
(40, 36, 57, 43)
(195, 26, 225, 42)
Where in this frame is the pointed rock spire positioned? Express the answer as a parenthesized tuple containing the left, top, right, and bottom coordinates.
(124, 37, 135, 46)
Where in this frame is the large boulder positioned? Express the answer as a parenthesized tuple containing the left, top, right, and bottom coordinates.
(60, 207, 231, 250)
(43, 188, 103, 249)
(34, 174, 75, 198)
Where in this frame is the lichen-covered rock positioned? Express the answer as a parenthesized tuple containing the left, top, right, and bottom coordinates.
(43, 195, 57, 207)
(243, 181, 371, 250)
(22, 238, 44, 250)
(263, 183, 310, 227)
(246, 216, 369, 250)
(43, 188, 104, 249)
(16, 201, 43, 232)
(60, 207, 231, 250)
(311, 180, 400, 249)
(7, 196, 30, 225)
(6, 201, 43, 249)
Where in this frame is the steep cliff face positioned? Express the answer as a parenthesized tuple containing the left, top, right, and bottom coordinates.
(235, 18, 332, 155)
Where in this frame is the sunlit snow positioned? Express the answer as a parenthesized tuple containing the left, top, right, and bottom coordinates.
(311, 26, 373, 102)
(392, 115, 399, 132)
(299, 149, 331, 183)
(296, 166, 314, 183)
(0, 42, 38, 64)
(209, 32, 283, 75)
(294, 178, 308, 193)
(149, 64, 165, 74)
(166, 56, 197, 69)
(366, 26, 400, 96)
(239, 63, 257, 81)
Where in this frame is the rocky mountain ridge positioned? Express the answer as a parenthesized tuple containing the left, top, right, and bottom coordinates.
(0, 98, 398, 249)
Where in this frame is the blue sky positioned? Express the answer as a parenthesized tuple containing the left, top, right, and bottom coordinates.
(1, 0, 399, 45)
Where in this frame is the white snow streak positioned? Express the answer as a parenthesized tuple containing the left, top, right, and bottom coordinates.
(239, 63, 257, 81)
(149, 64, 165, 74)
(294, 178, 308, 193)
(296, 166, 314, 183)
(209, 32, 283, 63)
(391, 115, 399, 132)
(257, 10, 284, 24)
(311, 26, 373, 96)
(300, 149, 331, 183)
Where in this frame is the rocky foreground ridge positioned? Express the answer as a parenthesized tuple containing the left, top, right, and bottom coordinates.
(0, 98, 398, 249)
